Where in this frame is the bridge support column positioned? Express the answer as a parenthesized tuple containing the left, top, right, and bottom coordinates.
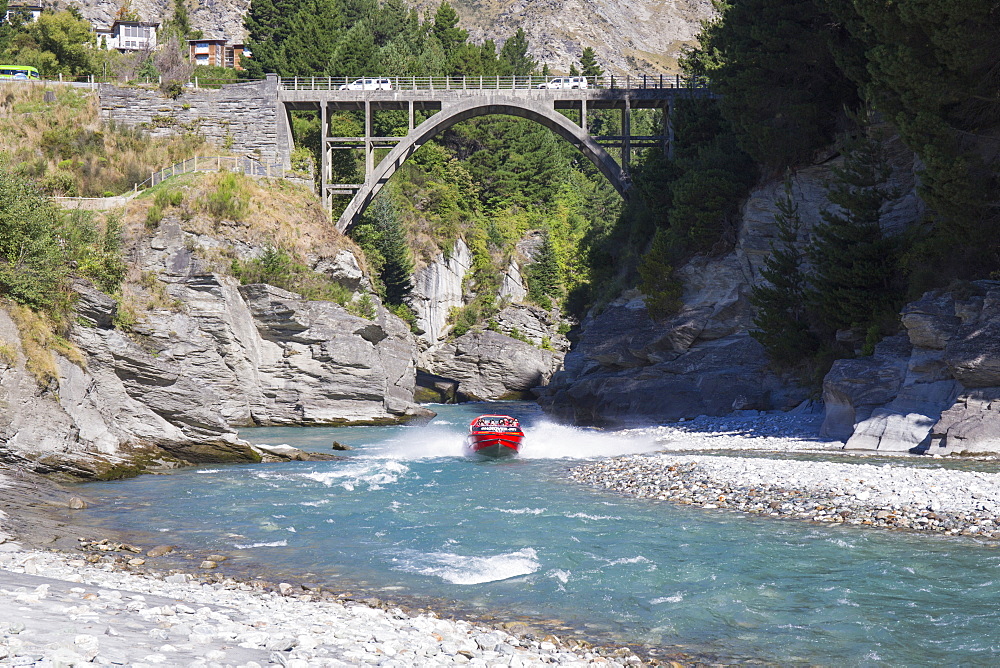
(408, 100, 415, 131)
(321, 101, 329, 208)
(364, 100, 374, 182)
(580, 98, 587, 134)
(621, 95, 631, 176)
(665, 97, 675, 159)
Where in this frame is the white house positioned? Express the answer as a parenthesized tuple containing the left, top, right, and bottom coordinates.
(97, 20, 159, 52)
(3, 3, 43, 23)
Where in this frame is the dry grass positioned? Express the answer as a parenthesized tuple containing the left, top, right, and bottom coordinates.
(128, 172, 358, 269)
(0, 340, 16, 365)
(6, 301, 85, 386)
(0, 83, 211, 197)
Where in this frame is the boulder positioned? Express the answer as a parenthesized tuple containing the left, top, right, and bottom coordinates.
(239, 283, 418, 422)
(900, 292, 960, 349)
(71, 279, 116, 329)
(426, 330, 558, 400)
(312, 249, 366, 291)
(495, 303, 569, 351)
(540, 333, 782, 427)
(929, 388, 1000, 454)
(944, 318, 1000, 387)
(819, 334, 912, 440)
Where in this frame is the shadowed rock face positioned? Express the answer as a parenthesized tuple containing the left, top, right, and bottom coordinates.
(833, 282, 1000, 454)
(537, 299, 784, 427)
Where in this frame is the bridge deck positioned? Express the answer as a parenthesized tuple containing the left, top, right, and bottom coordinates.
(280, 87, 706, 111)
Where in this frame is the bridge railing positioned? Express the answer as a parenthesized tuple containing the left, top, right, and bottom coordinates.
(135, 156, 286, 190)
(278, 74, 709, 91)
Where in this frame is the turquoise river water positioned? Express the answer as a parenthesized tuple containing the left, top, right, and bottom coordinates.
(75, 403, 1000, 665)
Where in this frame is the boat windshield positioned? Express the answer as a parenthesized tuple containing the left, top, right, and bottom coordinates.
(471, 416, 520, 430)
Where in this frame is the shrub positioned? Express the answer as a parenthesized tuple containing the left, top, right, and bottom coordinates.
(202, 172, 249, 221)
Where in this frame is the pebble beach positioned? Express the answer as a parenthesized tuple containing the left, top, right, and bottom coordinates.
(576, 412, 1000, 540)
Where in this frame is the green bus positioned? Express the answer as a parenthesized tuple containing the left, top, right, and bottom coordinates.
(0, 65, 41, 81)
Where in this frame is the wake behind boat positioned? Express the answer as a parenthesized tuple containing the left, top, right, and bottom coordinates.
(464, 415, 523, 459)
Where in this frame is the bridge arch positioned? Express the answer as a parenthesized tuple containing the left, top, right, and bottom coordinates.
(335, 97, 632, 232)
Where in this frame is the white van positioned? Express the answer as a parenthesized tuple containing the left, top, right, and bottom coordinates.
(537, 76, 588, 90)
(339, 78, 393, 91)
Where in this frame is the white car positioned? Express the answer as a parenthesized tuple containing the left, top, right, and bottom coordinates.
(537, 76, 589, 90)
(339, 77, 393, 91)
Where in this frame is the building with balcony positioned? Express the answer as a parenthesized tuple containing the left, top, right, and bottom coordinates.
(98, 20, 159, 53)
(188, 39, 246, 70)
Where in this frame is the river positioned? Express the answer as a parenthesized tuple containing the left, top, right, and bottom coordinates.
(74, 402, 1000, 665)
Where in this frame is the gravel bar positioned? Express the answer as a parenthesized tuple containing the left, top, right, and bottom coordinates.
(571, 453, 1000, 539)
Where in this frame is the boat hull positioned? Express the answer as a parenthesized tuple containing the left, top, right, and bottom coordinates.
(464, 433, 522, 459)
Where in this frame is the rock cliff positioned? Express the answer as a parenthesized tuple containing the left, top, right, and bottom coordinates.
(0, 186, 426, 478)
(411, 240, 570, 400)
(828, 282, 1000, 454)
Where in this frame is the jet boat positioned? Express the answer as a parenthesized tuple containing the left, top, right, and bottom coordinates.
(464, 415, 523, 459)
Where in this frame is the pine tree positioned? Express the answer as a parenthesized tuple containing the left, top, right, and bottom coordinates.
(498, 28, 534, 76)
(750, 178, 817, 365)
(354, 195, 413, 306)
(432, 2, 466, 57)
(579, 47, 603, 79)
(527, 230, 561, 309)
(807, 122, 901, 336)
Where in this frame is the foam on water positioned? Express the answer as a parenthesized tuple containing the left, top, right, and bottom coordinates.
(517, 421, 659, 459)
(234, 539, 289, 549)
(304, 460, 410, 490)
(362, 420, 658, 462)
(390, 547, 541, 585)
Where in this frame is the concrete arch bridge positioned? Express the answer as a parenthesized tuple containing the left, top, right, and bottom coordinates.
(274, 75, 711, 232)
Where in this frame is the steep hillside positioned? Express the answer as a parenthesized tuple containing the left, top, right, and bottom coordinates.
(411, 0, 714, 74)
(67, 0, 712, 73)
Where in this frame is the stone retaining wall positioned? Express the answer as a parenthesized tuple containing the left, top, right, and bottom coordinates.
(98, 78, 283, 167)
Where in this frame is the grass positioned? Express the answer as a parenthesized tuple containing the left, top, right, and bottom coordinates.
(7, 301, 85, 386)
(0, 340, 16, 365)
(0, 83, 211, 197)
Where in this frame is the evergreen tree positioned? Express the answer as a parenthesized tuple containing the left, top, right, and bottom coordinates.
(579, 47, 603, 79)
(432, 1, 466, 57)
(329, 19, 375, 76)
(498, 28, 534, 76)
(353, 194, 413, 305)
(527, 230, 561, 309)
(568, 63, 579, 76)
(750, 178, 817, 365)
(683, 0, 859, 171)
(637, 227, 683, 319)
(243, 0, 303, 77)
(162, 0, 190, 40)
(807, 123, 901, 336)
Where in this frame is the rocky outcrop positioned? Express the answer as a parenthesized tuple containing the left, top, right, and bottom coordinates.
(0, 302, 259, 479)
(831, 282, 1000, 453)
(410, 239, 472, 353)
(0, 217, 424, 477)
(535, 167, 842, 426)
(537, 292, 788, 426)
(425, 330, 559, 400)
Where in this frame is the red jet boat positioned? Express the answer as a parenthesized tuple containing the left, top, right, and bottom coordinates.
(464, 415, 523, 459)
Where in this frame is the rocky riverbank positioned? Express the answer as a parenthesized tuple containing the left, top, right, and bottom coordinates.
(572, 415, 1000, 540)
